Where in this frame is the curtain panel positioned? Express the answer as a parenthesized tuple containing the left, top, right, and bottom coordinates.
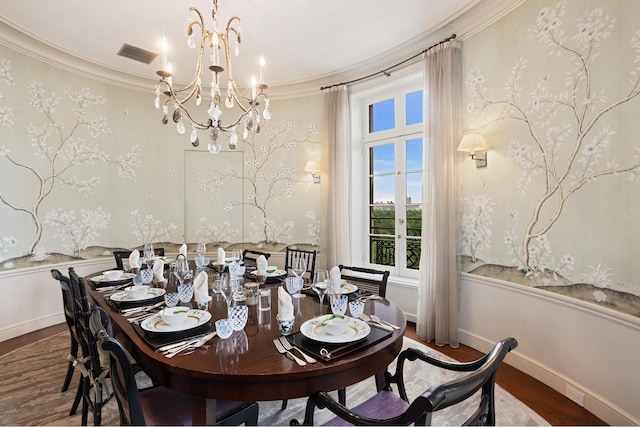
(417, 41, 463, 346)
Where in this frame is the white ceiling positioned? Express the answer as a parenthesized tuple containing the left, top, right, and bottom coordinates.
(0, 0, 509, 95)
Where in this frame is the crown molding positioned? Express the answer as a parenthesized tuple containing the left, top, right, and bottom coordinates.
(0, 0, 525, 99)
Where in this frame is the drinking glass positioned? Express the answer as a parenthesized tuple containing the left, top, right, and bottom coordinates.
(330, 294, 348, 315)
(143, 243, 155, 269)
(164, 292, 179, 307)
(291, 257, 306, 282)
(285, 276, 305, 299)
(174, 256, 192, 287)
(229, 305, 248, 331)
(232, 249, 243, 264)
(196, 242, 207, 258)
(312, 270, 329, 316)
(219, 274, 234, 317)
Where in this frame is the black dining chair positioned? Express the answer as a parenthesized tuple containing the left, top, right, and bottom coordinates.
(338, 265, 390, 298)
(292, 337, 518, 426)
(284, 247, 317, 283)
(113, 248, 165, 270)
(89, 306, 260, 426)
(242, 249, 271, 270)
(50, 268, 83, 416)
(68, 267, 113, 426)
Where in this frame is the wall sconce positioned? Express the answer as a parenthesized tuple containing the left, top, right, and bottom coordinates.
(457, 133, 488, 168)
(304, 160, 321, 183)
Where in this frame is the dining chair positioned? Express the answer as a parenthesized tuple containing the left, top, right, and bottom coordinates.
(284, 247, 317, 283)
(68, 267, 113, 426)
(50, 268, 83, 416)
(291, 337, 518, 426)
(89, 306, 260, 426)
(242, 249, 271, 270)
(338, 265, 390, 298)
(113, 248, 165, 270)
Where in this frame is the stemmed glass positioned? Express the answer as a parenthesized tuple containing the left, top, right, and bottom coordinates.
(174, 256, 192, 287)
(312, 270, 329, 316)
(291, 257, 306, 281)
(143, 242, 155, 270)
(218, 274, 235, 318)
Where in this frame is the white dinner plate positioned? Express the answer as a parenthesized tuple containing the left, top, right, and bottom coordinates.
(91, 272, 135, 283)
(300, 314, 371, 344)
(110, 287, 165, 302)
(140, 309, 212, 333)
(249, 267, 286, 277)
(339, 282, 358, 294)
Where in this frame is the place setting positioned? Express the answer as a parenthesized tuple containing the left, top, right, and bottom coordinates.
(90, 269, 135, 289)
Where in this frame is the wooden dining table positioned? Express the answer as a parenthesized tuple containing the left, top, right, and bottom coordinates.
(87, 269, 406, 425)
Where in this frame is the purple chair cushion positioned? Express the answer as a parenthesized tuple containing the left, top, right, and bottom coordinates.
(140, 385, 250, 426)
(325, 390, 410, 426)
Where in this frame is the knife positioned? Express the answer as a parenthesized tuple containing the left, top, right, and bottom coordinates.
(157, 333, 208, 352)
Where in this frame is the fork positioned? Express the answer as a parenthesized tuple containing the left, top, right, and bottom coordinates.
(273, 338, 307, 366)
(278, 337, 316, 364)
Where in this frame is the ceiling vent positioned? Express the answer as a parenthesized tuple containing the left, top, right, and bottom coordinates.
(117, 43, 158, 65)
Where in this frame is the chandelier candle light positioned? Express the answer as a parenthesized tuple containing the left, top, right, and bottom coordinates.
(154, 0, 272, 154)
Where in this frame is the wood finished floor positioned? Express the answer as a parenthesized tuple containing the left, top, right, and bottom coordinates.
(1, 322, 606, 426)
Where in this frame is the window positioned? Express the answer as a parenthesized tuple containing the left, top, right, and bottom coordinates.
(351, 73, 423, 279)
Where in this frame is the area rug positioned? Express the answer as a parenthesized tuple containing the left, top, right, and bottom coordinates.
(0, 332, 549, 426)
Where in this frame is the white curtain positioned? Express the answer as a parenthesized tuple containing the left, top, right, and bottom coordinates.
(417, 41, 463, 346)
(325, 86, 351, 267)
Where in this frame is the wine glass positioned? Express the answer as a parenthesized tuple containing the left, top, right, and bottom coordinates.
(143, 243, 155, 270)
(291, 257, 306, 281)
(218, 274, 234, 318)
(196, 242, 207, 257)
(312, 270, 329, 316)
(174, 256, 192, 287)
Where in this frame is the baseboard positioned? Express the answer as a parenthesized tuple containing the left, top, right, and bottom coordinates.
(458, 329, 638, 426)
(0, 313, 65, 343)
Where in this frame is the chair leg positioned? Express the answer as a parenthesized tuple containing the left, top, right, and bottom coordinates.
(61, 338, 78, 392)
(280, 399, 288, 410)
(69, 378, 83, 415)
(338, 388, 346, 405)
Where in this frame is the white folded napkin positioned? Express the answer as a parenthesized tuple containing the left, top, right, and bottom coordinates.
(257, 255, 268, 275)
(329, 266, 342, 295)
(278, 286, 294, 320)
(193, 271, 211, 303)
(179, 243, 187, 257)
(128, 250, 140, 269)
(152, 258, 165, 282)
(217, 247, 226, 264)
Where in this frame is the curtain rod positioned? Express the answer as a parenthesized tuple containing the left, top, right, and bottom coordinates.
(320, 33, 457, 91)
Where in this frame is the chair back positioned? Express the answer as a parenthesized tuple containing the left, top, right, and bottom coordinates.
(242, 249, 271, 269)
(338, 265, 390, 298)
(405, 337, 518, 425)
(90, 306, 146, 426)
(285, 247, 317, 282)
(51, 269, 76, 332)
(113, 248, 165, 269)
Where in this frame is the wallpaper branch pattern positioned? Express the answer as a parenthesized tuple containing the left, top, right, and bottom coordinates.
(465, 2, 640, 282)
(0, 60, 141, 260)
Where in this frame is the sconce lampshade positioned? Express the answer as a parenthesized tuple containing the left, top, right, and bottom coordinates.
(457, 133, 488, 154)
(304, 160, 321, 173)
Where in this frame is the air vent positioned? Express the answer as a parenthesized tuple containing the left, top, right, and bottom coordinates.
(117, 43, 158, 64)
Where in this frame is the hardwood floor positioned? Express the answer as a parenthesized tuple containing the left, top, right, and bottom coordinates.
(1, 322, 606, 426)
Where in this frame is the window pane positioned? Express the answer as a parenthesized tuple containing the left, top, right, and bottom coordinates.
(405, 90, 423, 125)
(370, 206, 395, 235)
(406, 172, 422, 204)
(370, 175, 395, 204)
(371, 144, 395, 175)
(369, 99, 395, 132)
(370, 235, 395, 266)
(406, 205, 422, 237)
(405, 138, 422, 172)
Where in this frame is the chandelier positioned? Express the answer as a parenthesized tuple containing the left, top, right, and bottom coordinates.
(154, 0, 272, 154)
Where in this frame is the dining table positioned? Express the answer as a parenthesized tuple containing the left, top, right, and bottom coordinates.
(86, 267, 406, 425)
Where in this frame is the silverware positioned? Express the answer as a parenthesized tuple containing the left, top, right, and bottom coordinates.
(121, 301, 164, 316)
(359, 313, 393, 332)
(278, 336, 316, 364)
(358, 295, 382, 302)
(370, 314, 400, 330)
(273, 338, 306, 366)
(164, 332, 217, 358)
(157, 334, 206, 353)
(320, 340, 363, 360)
(127, 310, 159, 323)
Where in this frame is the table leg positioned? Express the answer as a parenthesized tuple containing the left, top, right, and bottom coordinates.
(192, 397, 217, 425)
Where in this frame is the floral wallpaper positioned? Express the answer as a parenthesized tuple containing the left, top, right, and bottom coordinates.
(461, 0, 640, 317)
(0, 45, 324, 269)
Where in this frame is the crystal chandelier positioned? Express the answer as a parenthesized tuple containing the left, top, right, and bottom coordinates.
(154, 0, 272, 154)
